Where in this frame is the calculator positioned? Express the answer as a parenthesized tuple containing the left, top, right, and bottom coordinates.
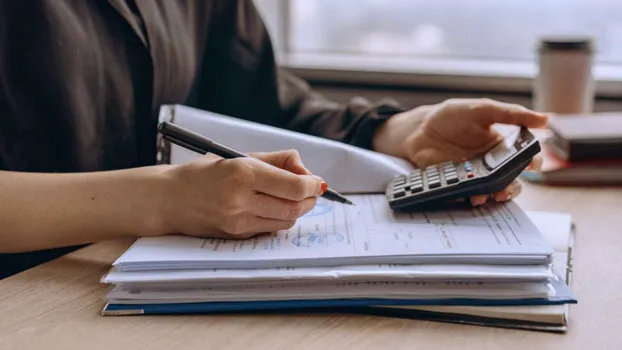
(386, 127, 540, 211)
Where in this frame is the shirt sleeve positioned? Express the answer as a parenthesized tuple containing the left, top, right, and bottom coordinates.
(194, 0, 406, 150)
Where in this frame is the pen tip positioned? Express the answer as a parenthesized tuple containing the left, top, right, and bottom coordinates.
(344, 199, 355, 206)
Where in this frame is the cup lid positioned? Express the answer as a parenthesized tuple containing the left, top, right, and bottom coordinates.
(538, 37, 594, 52)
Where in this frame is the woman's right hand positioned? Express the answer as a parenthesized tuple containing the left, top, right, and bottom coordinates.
(155, 150, 325, 240)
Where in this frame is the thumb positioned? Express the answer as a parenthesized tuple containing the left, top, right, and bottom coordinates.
(476, 101, 549, 128)
(249, 149, 311, 175)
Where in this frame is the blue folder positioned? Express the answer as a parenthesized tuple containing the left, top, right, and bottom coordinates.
(102, 274, 576, 315)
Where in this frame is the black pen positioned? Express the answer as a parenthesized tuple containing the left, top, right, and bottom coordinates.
(157, 121, 354, 205)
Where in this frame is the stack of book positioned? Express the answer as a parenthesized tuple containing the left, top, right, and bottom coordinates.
(521, 113, 622, 185)
(101, 195, 575, 332)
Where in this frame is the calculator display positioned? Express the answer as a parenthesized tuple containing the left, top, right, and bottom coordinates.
(483, 129, 532, 171)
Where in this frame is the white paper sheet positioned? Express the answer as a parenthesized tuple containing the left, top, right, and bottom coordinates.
(375, 210, 574, 326)
(113, 195, 554, 271)
(107, 280, 552, 304)
(159, 104, 413, 193)
(102, 263, 552, 286)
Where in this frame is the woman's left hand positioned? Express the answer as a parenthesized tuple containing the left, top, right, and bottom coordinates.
(372, 98, 548, 206)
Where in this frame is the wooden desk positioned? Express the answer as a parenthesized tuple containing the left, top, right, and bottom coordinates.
(1, 183, 621, 350)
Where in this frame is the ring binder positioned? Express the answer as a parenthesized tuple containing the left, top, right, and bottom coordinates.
(156, 105, 176, 165)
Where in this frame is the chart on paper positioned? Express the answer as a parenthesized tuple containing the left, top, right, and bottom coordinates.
(113, 194, 552, 271)
(194, 194, 543, 256)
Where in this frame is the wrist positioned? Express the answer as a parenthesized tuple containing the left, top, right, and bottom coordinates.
(372, 105, 431, 158)
(124, 165, 178, 238)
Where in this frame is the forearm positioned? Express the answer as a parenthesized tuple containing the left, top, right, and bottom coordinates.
(0, 166, 170, 253)
(275, 71, 405, 149)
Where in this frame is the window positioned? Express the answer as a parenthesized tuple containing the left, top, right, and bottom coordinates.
(255, 0, 622, 95)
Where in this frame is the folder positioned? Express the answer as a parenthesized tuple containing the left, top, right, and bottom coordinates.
(100, 106, 577, 333)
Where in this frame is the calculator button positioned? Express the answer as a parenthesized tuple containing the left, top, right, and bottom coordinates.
(464, 163, 473, 172)
(393, 191, 406, 198)
(394, 184, 407, 191)
(446, 176, 459, 184)
(395, 179, 406, 185)
(428, 180, 441, 189)
(411, 184, 423, 192)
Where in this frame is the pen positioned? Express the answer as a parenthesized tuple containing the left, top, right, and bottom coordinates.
(158, 121, 354, 205)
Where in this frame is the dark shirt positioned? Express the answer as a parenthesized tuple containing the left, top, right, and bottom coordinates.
(0, 0, 404, 278)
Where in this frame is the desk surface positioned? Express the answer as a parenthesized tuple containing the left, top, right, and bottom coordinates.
(1, 183, 621, 350)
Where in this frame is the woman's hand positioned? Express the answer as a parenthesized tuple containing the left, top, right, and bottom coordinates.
(373, 98, 548, 205)
(158, 150, 325, 239)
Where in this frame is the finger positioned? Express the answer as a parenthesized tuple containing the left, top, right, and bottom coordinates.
(525, 155, 543, 172)
(493, 179, 523, 202)
(493, 189, 512, 202)
(475, 101, 548, 128)
(251, 193, 317, 220)
(470, 194, 489, 206)
(250, 150, 311, 175)
(249, 159, 324, 201)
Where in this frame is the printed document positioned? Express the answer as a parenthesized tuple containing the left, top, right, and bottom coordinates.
(114, 195, 554, 270)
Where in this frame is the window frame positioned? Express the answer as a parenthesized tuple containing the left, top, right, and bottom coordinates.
(266, 0, 622, 98)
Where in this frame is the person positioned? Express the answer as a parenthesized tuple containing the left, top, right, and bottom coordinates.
(0, 0, 547, 278)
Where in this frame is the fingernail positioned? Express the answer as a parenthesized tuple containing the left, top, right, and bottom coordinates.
(506, 193, 513, 201)
(319, 182, 328, 195)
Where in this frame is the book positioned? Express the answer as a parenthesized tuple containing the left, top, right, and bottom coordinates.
(546, 113, 622, 162)
(520, 139, 622, 185)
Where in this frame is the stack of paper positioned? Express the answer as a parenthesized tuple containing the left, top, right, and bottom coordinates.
(102, 105, 577, 331)
(101, 195, 576, 332)
(356, 210, 575, 332)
